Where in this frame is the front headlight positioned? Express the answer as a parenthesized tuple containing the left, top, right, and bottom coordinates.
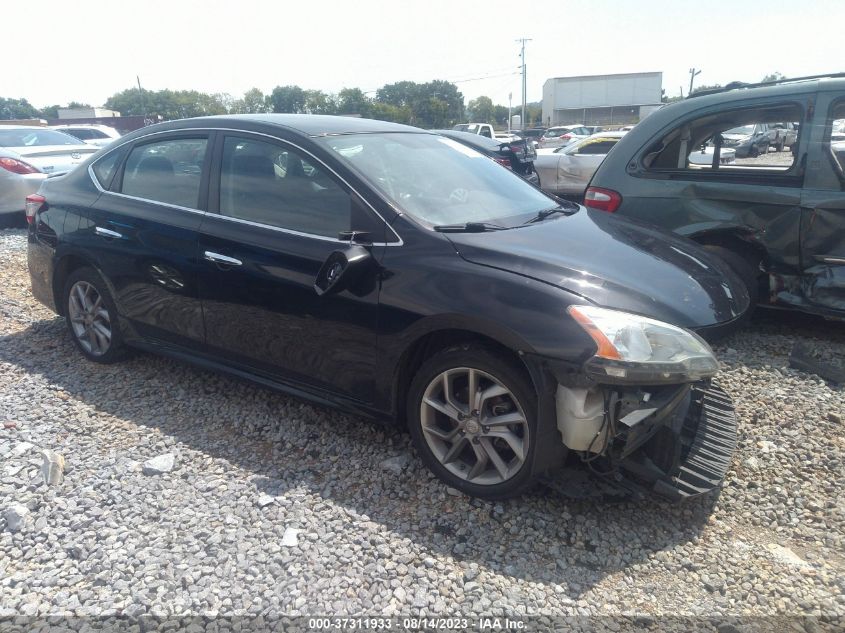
(568, 305, 719, 384)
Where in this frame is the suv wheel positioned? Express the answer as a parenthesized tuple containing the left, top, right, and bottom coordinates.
(407, 345, 538, 499)
(64, 268, 128, 363)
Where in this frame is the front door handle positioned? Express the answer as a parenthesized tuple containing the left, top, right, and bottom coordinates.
(204, 251, 242, 267)
(95, 226, 123, 239)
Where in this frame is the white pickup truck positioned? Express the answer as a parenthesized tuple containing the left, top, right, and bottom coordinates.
(452, 123, 518, 143)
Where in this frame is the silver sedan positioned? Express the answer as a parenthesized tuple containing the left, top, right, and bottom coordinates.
(0, 127, 98, 221)
(534, 132, 626, 196)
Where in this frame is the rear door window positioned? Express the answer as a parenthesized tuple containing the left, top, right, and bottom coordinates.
(643, 102, 803, 174)
(120, 138, 208, 209)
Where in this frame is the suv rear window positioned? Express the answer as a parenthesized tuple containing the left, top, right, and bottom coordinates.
(644, 103, 802, 173)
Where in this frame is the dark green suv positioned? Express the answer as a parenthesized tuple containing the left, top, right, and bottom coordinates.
(586, 75, 845, 318)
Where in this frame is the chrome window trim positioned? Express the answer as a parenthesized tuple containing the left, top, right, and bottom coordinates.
(87, 126, 403, 246)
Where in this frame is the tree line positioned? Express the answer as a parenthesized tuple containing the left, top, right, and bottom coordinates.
(1, 81, 543, 129)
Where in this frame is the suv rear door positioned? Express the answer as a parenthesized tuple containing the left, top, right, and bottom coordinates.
(611, 98, 808, 303)
(799, 94, 845, 312)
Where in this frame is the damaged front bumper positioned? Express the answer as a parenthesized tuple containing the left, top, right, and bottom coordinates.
(553, 380, 737, 501)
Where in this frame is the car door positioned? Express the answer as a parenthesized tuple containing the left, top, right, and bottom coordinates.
(85, 133, 210, 347)
(196, 132, 389, 403)
(799, 94, 845, 312)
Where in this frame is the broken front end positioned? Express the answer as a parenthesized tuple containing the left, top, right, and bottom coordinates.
(551, 306, 737, 501)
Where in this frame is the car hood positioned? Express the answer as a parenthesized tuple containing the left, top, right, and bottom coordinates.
(445, 208, 749, 328)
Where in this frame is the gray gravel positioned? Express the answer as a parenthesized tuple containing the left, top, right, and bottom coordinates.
(1, 228, 844, 627)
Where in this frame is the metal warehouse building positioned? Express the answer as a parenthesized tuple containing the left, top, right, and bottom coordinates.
(541, 72, 663, 127)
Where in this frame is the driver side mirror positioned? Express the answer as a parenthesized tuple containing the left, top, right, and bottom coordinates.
(313, 244, 373, 296)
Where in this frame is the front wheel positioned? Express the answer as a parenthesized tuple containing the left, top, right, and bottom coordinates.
(407, 345, 538, 499)
(64, 267, 128, 363)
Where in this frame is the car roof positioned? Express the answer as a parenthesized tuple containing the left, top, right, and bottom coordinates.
(191, 114, 425, 136)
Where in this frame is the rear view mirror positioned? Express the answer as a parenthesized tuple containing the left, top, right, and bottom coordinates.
(313, 245, 373, 296)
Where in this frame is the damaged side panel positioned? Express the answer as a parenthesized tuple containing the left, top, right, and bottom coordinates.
(799, 204, 845, 312)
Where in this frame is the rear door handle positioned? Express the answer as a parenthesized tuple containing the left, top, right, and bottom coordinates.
(204, 251, 242, 267)
(95, 226, 123, 239)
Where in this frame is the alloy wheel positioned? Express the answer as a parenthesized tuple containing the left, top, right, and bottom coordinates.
(68, 280, 112, 356)
(419, 367, 529, 485)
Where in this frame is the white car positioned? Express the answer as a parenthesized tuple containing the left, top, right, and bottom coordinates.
(688, 145, 737, 166)
(539, 125, 593, 149)
(50, 124, 121, 148)
(534, 132, 626, 195)
(0, 127, 98, 220)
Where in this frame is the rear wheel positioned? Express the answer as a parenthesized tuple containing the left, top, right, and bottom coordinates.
(407, 344, 538, 499)
(64, 267, 128, 363)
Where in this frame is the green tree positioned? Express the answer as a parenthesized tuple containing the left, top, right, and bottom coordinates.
(691, 83, 722, 95)
(303, 90, 337, 115)
(39, 104, 61, 119)
(467, 96, 495, 124)
(234, 88, 268, 114)
(0, 97, 40, 120)
(761, 72, 785, 83)
(493, 105, 509, 126)
(268, 85, 306, 113)
(337, 88, 371, 117)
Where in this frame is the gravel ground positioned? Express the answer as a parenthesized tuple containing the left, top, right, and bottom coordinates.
(1, 227, 844, 631)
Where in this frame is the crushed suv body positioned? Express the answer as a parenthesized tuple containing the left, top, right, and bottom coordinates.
(27, 115, 744, 501)
(586, 74, 845, 318)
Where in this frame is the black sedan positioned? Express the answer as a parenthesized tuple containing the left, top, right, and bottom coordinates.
(27, 114, 744, 501)
(433, 129, 540, 187)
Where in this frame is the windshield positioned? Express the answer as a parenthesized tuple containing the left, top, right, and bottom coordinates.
(318, 133, 556, 227)
(0, 128, 83, 147)
(725, 125, 754, 136)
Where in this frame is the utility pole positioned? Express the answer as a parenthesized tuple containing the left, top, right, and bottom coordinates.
(688, 68, 701, 97)
(136, 75, 150, 124)
(516, 38, 532, 129)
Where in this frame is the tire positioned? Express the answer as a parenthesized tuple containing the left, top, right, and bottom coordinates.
(701, 245, 760, 312)
(775, 140, 784, 152)
(64, 267, 128, 364)
(749, 144, 759, 158)
(407, 344, 538, 500)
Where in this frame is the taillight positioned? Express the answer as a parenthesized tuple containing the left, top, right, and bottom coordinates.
(493, 157, 512, 169)
(584, 187, 622, 212)
(508, 144, 523, 153)
(560, 134, 572, 140)
(0, 157, 40, 175)
(25, 194, 46, 225)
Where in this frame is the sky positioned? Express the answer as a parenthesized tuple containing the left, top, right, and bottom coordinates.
(4, 0, 843, 110)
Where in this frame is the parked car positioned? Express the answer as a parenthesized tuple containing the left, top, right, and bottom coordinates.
(511, 128, 546, 149)
(0, 126, 98, 223)
(434, 129, 539, 186)
(50, 124, 122, 148)
(539, 125, 592, 149)
(765, 122, 798, 152)
(687, 145, 737, 166)
(28, 114, 744, 501)
(721, 122, 771, 158)
(452, 123, 518, 142)
(583, 126, 604, 135)
(586, 75, 845, 320)
(534, 132, 627, 196)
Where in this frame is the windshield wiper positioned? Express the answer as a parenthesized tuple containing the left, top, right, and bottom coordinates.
(522, 203, 580, 225)
(433, 222, 508, 233)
